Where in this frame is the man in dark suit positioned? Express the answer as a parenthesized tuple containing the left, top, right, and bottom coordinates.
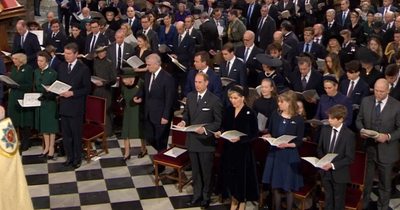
(13, 20, 41, 69)
(356, 78, 400, 210)
(304, 0, 318, 27)
(335, 0, 351, 27)
(69, 0, 87, 25)
(56, 0, 70, 35)
(295, 27, 324, 59)
(313, 23, 325, 47)
(170, 21, 196, 95)
(46, 45, 62, 72)
(111, 0, 127, 15)
(265, 0, 279, 28)
(289, 56, 324, 119)
(256, 5, 276, 51)
(134, 54, 175, 173)
(124, 7, 142, 36)
(199, 12, 220, 56)
(293, 0, 306, 37)
(99, 18, 116, 43)
(42, 11, 66, 44)
(323, 9, 343, 35)
(385, 64, 400, 101)
(243, 0, 262, 32)
(281, 21, 299, 50)
(45, 19, 67, 54)
(84, 20, 109, 54)
(273, 31, 295, 65)
(277, 0, 296, 25)
(378, 0, 397, 15)
(177, 72, 222, 209)
(106, 30, 136, 74)
(235, 30, 264, 88)
(382, 11, 395, 31)
(317, 105, 356, 210)
(58, 43, 91, 169)
(185, 15, 204, 52)
(136, 15, 159, 52)
(183, 51, 223, 100)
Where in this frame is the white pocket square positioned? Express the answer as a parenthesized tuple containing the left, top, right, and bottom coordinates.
(55, 40, 60, 42)
(355, 93, 361, 95)
(202, 108, 210, 111)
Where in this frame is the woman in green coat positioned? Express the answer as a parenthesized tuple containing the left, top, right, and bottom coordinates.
(9, 50, 34, 152)
(35, 51, 59, 159)
(120, 67, 146, 162)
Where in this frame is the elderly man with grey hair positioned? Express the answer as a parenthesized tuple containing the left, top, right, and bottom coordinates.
(383, 11, 395, 30)
(322, 9, 343, 35)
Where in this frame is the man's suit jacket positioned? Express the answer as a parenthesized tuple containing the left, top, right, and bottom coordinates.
(12, 32, 41, 69)
(136, 29, 159, 52)
(58, 60, 91, 117)
(137, 69, 175, 124)
(356, 95, 400, 163)
(378, 6, 398, 14)
(184, 68, 222, 99)
(69, 0, 87, 24)
(182, 90, 222, 152)
(106, 42, 136, 70)
(124, 17, 142, 36)
(84, 33, 109, 54)
(277, 0, 296, 21)
(256, 16, 276, 51)
(171, 33, 196, 69)
(45, 32, 67, 53)
(199, 20, 220, 52)
(339, 79, 370, 105)
(317, 125, 356, 183)
(219, 57, 247, 89)
(243, 3, 262, 32)
(382, 22, 395, 31)
(277, 57, 292, 84)
(304, 0, 318, 26)
(295, 41, 324, 59)
(50, 56, 62, 72)
(189, 28, 204, 52)
(235, 45, 264, 88)
(281, 42, 294, 65)
(41, 22, 66, 44)
(268, 4, 280, 28)
(185, 1, 195, 13)
(111, 1, 128, 15)
(335, 11, 351, 26)
(102, 28, 116, 43)
(322, 21, 343, 36)
(283, 32, 299, 51)
(390, 83, 400, 101)
(341, 42, 357, 65)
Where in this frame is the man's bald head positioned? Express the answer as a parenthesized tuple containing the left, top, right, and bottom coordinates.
(176, 21, 185, 34)
(243, 30, 255, 47)
(273, 31, 283, 43)
(16, 20, 27, 36)
(374, 78, 390, 101)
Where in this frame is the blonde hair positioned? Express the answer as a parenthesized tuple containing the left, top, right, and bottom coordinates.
(121, 22, 133, 36)
(368, 37, 383, 57)
(12, 53, 27, 65)
(278, 90, 298, 117)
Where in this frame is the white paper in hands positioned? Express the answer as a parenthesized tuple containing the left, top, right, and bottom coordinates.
(213, 130, 247, 142)
(171, 123, 207, 132)
(360, 128, 380, 139)
(43, 80, 72, 95)
(302, 153, 338, 168)
(123, 56, 145, 69)
(0, 75, 19, 86)
(167, 54, 186, 72)
(91, 76, 106, 83)
(261, 135, 296, 146)
(18, 93, 42, 107)
(257, 113, 268, 132)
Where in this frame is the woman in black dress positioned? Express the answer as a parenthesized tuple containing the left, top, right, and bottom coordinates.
(67, 24, 86, 54)
(252, 78, 278, 134)
(134, 34, 153, 80)
(102, 7, 121, 31)
(358, 48, 384, 91)
(214, 85, 259, 210)
(344, 12, 365, 45)
(256, 54, 285, 92)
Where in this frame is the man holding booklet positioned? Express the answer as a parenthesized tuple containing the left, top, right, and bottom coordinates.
(176, 73, 222, 209)
(316, 105, 355, 210)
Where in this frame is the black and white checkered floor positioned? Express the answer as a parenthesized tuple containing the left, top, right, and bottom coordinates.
(22, 135, 400, 210)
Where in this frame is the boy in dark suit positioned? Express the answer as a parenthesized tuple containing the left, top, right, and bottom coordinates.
(385, 64, 400, 101)
(317, 104, 356, 210)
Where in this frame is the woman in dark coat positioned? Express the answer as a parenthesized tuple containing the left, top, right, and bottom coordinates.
(93, 45, 117, 137)
(103, 7, 121, 31)
(358, 48, 384, 91)
(214, 85, 259, 210)
(262, 90, 304, 210)
(67, 24, 86, 54)
(344, 12, 365, 45)
(9, 50, 34, 152)
(134, 34, 153, 80)
(252, 78, 278, 134)
(35, 51, 59, 159)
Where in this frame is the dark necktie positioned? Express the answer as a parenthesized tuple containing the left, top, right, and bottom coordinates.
(143, 30, 146, 35)
(301, 76, 307, 90)
(247, 4, 253, 25)
(129, 19, 132, 26)
(178, 35, 182, 46)
(347, 81, 354, 97)
(20, 36, 24, 47)
(376, 100, 382, 116)
(52, 33, 56, 39)
(244, 48, 249, 63)
(391, 84, 395, 93)
(197, 95, 201, 106)
(329, 129, 338, 153)
(149, 73, 155, 91)
(68, 63, 72, 74)
(117, 44, 122, 69)
(226, 61, 231, 75)
(328, 23, 332, 28)
(342, 12, 346, 26)
(91, 35, 97, 52)
(305, 43, 310, 52)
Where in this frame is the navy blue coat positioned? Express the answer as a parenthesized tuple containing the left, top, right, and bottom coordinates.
(159, 25, 178, 47)
(339, 78, 370, 106)
(171, 33, 196, 70)
(314, 92, 353, 126)
(184, 68, 222, 99)
(13, 32, 41, 69)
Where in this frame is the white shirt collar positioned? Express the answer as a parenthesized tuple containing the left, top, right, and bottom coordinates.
(68, 59, 78, 71)
(228, 56, 236, 64)
(302, 69, 312, 82)
(351, 76, 360, 85)
(198, 89, 207, 98)
(392, 74, 400, 87)
(332, 123, 343, 132)
(328, 20, 335, 25)
(376, 95, 389, 108)
(153, 67, 162, 78)
(180, 30, 187, 38)
(23, 30, 28, 38)
(199, 67, 208, 73)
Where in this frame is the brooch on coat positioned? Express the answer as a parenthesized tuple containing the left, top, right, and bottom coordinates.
(246, 111, 250, 114)
(291, 121, 296, 124)
(21, 69, 25, 72)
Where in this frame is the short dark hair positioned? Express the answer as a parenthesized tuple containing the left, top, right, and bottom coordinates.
(325, 104, 348, 121)
(195, 51, 210, 63)
(90, 19, 99, 25)
(222, 42, 235, 53)
(141, 15, 150, 22)
(228, 9, 238, 17)
(385, 64, 399, 76)
(37, 51, 51, 63)
(395, 50, 400, 60)
(44, 45, 57, 54)
(71, 23, 81, 30)
(345, 60, 361, 72)
(268, 42, 283, 52)
(64, 43, 79, 54)
(304, 27, 314, 35)
(280, 20, 292, 31)
(50, 19, 60, 27)
(98, 18, 107, 26)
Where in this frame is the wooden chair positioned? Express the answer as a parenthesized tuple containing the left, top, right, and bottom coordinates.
(252, 138, 270, 207)
(295, 141, 318, 210)
(153, 116, 192, 192)
(82, 95, 108, 163)
(318, 151, 367, 210)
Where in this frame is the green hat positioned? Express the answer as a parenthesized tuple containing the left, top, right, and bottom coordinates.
(120, 67, 136, 78)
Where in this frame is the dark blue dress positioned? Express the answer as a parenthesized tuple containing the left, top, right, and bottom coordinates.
(314, 92, 353, 127)
(262, 111, 304, 192)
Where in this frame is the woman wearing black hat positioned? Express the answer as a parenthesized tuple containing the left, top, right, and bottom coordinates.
(34, 51, 59, 159)
(358, 49, 384, 90)
(256, 54, 285, 92)
(103, 6, 121, 31)
(324, 33, 347, 69)
(9, 50, 34, 152)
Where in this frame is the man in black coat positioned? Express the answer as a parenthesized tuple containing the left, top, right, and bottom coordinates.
(199, 12, 220, 56)
(136, 15, 159, 53)
(323, 9, 343, 36)
(294, 27, 324, 59)
(281, 20, 299, 50)
(265, 0, 280, 28)
(13, 20, 41, 69)
(56, 0, 71, 35)
(134, 54, 175, 173)
(110, 0, 128, 15)
(185, 15, 204, 52)
(69, 0, 87, 25)
(335, 0, 351, 27)
(124, 7, 142, 36)
(255, 5, 276, 51)
(45, 19, 67, 54)
(84, 20, 109, 54)
(304, 0, 318, 27)
(58, 43, 91, 169)
(243, 0, 262, 33)
(99, 18, 116, 43)
(385, 64, 400, 101)
(269, 42, 292, 84)
(273, 31, 295, 65)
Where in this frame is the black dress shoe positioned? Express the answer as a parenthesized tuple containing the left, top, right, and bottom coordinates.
(187, 198, 202, 206)
(121, 155, 131, 163)
(137, 150, 148, 158)
(72, 162, 81, 169)
(61, 160, 73, 167)
(38, 152, 48, 158)
(201, 200, 210, 209)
